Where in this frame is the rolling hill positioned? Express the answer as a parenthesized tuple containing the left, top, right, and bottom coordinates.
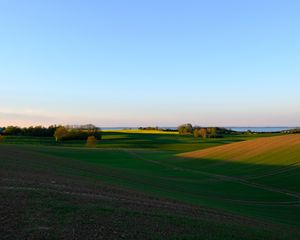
(1, 133, 300, 239)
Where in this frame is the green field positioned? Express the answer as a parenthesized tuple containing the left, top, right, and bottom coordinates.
(1, 132, 300, 239)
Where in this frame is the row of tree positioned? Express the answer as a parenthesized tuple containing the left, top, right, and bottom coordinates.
(193, 127, 217, 138)
(0, 125, 58, 136)
(53, 126, 101, 142)
(0, 125, 102, 142)
(64, 124, 99, 131)
(177, 123, 234, 138)
(281, 128, 300, 134)
(138, 126, 177, 132)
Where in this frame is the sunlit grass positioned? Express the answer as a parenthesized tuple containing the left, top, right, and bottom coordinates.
(102, 129, 179, 134)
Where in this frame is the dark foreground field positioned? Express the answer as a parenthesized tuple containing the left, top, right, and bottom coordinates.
(1, 132, 300, 239)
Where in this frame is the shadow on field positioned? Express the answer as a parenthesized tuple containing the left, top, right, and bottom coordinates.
(1, 144, 300, 239)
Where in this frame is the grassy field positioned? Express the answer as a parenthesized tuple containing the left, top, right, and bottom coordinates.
(102, 129, 179, 134)
(1, 132, 300, 239)
(2, 130, 279, 152)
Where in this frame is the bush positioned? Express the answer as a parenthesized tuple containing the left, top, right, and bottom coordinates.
(86, 136, 97, 147)
(0, 135, 5, 143)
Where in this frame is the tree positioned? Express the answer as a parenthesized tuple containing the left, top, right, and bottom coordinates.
(54, 126, 68, 142)
(178, 123, 193, 134)
(86, 135, 97, 147)
(86, 125, 98, 136)
(3, 126, 22, 135)
(209, 127, 217, 138)
(193, 128, 200, 138)
(199, 128, 207, 138)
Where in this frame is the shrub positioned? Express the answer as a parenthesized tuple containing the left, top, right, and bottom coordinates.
(86, 136, 97, 147)
(0, 135, 5, 143)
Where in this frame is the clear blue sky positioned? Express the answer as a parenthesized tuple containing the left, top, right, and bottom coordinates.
(1, 0, 300, 127)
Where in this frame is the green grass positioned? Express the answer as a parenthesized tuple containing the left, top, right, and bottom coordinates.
(25, 145, 298, 226)
(2, 131, 279, 152)
(1, 132, 299, 238)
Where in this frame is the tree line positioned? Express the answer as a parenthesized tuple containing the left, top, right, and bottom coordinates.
(177, 123, 234, 138)
(0, 125, 101, 144)
(0, 125, 58, 137)
(53, 126, 101, 142)
(138, 126, 177, 132)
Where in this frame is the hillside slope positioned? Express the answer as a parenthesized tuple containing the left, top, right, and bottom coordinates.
(177, 134, 300, 197)
(179, 134, 300, 165)
(2, 145, 298, 239)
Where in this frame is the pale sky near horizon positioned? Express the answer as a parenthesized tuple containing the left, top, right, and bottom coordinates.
(1, 0, 300, 127)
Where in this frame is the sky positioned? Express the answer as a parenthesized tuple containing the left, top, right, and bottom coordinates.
(0, 0, 300, 127)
